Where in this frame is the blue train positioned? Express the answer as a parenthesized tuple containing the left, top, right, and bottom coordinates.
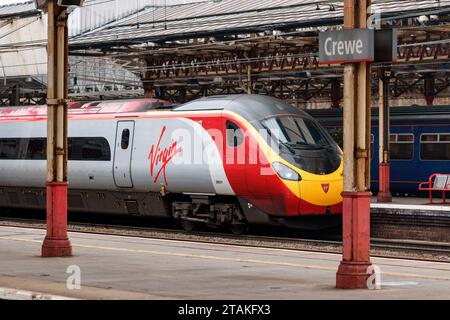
(307, 105, 450, 195)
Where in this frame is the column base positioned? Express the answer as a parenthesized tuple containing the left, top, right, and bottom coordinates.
(377, 163, 392, 203)
(337, 191, 372, 289)
(42, 181, 72, 257)
(377, 192, 392, 203)
(336, 261, 372, 289)
(41, 238, 72, 257)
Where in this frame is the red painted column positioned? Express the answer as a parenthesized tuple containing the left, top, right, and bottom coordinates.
(41, 182, 72, 257)
(336, 0, 373, 289)
(41, 1, 72, 257)
(377, 70, 392, 203)
(336, 192, 372, 289)
(377, 163, 392, 203)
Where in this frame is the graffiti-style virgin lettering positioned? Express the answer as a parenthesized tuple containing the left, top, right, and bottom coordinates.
(148, 126, 182, 186)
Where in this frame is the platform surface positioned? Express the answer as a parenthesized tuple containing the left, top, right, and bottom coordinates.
(0, 225, 450, 300)
(371, 196, 450, 213)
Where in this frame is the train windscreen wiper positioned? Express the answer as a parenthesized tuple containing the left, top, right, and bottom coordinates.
(286, 141, 324, 150)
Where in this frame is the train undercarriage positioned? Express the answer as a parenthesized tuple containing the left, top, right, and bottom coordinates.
(0, 186, 339, 233)
(172, 195, 247, 234)
(0, 187, 251, 234)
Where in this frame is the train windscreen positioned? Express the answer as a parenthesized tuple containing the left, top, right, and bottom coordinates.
(260, 116, 331, 148)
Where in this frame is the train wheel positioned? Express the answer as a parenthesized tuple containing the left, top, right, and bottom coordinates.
(228, 223, 248, 235)
(180, 219, 196, 232)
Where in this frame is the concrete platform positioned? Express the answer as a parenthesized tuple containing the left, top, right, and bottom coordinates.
(371, 196, 450, 213)
(1, 226, 450, 300)
(370, 196, 450, 242)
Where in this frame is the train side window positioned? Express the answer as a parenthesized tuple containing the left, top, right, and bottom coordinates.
(70, 137, 111, 161)
(121, 129, 130, 149)
(0, 138, 19, 159)
(390, 134, 414, 160)
(0, 137, 110, 161)
(26, 138, 46, 160)
(420, 133, 450, 161)
(226, 120, 243, 147)
(421, 134, 438, 142)
(82, 139, 108, 160)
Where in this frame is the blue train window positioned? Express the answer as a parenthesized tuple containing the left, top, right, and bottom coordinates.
(420, 133, 450, 161)
(390, 134, 414, 160)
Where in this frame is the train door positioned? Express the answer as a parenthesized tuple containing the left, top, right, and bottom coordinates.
(113, 121, 135, 188)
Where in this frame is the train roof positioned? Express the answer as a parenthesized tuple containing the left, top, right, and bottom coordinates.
(307, 105, 450, 124)
(1, 95, 311, 122)
(0, 99, 173, 119)
(174, 94, 311, 121)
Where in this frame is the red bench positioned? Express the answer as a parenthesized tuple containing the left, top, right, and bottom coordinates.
(418, 173, 450, 204)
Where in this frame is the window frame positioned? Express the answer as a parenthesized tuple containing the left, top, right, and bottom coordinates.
(419, 133, 450, 161)
(389, 133, 415, 161)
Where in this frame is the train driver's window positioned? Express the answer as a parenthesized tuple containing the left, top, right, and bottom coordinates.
(226, 120, 243, 147)
(121, 129, 130, 149)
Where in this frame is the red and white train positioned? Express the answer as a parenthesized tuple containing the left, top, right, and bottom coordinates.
(0, 95, 343, 232)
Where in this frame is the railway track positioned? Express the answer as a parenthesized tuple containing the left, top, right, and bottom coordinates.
(0, 215, 449, 263)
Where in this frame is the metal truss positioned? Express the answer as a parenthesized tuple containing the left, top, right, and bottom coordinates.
(68, 56, 143, 100)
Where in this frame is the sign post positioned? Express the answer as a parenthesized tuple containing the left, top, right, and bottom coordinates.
(319, 0, 374, 289)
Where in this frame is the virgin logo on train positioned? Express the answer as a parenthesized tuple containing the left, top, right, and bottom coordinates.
(148, 126, 182, 187)
(322, 184, 330, 194)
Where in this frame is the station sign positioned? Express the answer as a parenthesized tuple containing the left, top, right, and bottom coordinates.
(319, 29, 375, 64)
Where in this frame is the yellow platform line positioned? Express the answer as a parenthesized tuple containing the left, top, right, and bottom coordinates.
(3, 237, 450, 282)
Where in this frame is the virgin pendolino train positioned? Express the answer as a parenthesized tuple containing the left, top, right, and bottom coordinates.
(0, 95, 343, 232)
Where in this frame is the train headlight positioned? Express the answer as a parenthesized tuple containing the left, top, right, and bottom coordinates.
(272, 162, 302, 181)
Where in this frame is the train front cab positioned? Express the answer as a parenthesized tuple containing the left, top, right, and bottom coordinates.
(220, 111, 344, 229)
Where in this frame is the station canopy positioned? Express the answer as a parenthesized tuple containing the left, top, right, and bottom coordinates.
(1, 0, 450, 106)
(70, 0, 450, 48)
(68, 0, 450, 106)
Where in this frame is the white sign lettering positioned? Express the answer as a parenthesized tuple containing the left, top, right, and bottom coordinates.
(324, 38, 364, 57)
